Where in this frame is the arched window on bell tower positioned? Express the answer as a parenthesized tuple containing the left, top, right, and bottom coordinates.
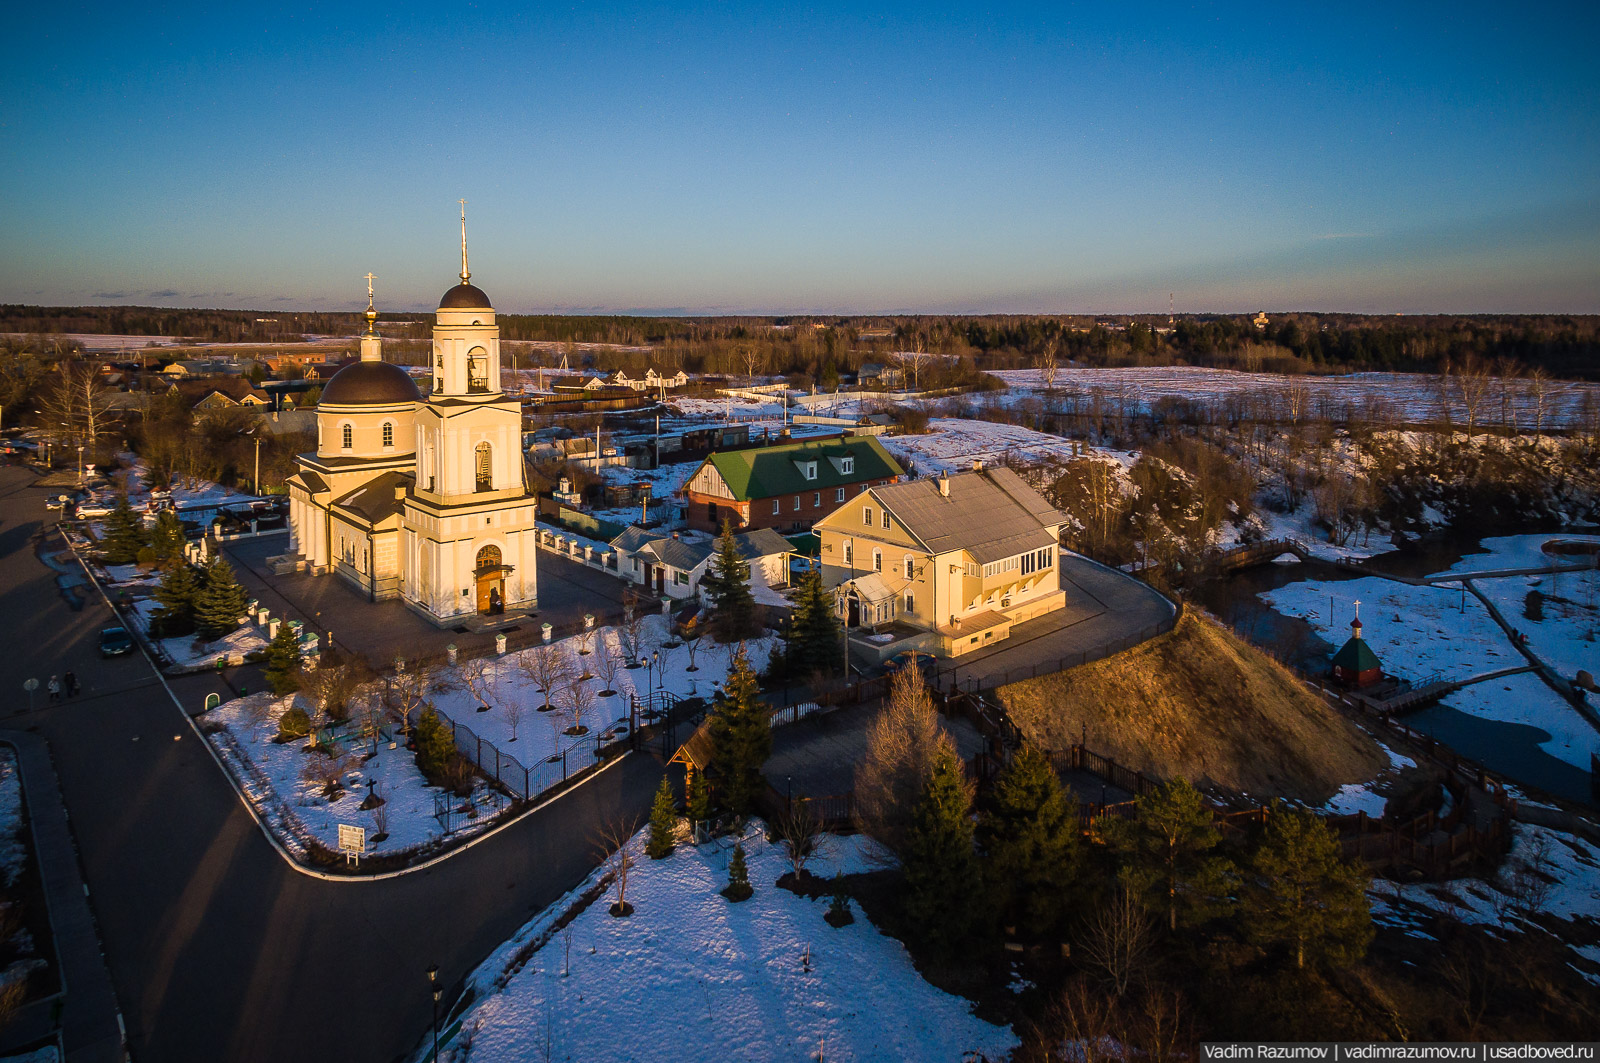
(475, 442, 492, 492)
(341, 424, 353, 449)
(468, 348, 490, 393)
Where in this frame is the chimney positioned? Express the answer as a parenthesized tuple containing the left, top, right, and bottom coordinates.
(971, 458, 984, 472)
(937, 471, 950, 497)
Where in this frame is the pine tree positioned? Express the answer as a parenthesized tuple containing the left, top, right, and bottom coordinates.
(707, 649, 771, 818)
(723, 841, 753, 902)
(194, 557, 250, 641)
(700, 519, 754, 643)
(901, 746, 980, 955)
(100, 495, 149, 565)
(153, 560, 201, 637)
(826, 873, 854, 927)
(978, 746, 1079, 937)
(263, 623, 302, 695)
(647, 777, 677, 859)
(687, 769, 711, 828)
(1241, 805, 1373, 970)
(413, 707, 456, 781)
(785, 568, 842, 677)
(149, 510, 186, 563)
(1102, 778, 1232, 932)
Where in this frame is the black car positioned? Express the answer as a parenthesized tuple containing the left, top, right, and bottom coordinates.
(99, 626, 134, 657)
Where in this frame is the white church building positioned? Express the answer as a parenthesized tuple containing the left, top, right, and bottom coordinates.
(284, 223, 538, 624)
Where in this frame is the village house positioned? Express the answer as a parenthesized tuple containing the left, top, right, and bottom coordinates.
(609, 525, 791, 599)
(681, 435, 904, 534)
(813, 463, 1068, 658)
(856, 362, 903, 389)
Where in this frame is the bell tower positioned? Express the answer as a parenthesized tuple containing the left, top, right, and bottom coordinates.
(430, 199, 501, 399)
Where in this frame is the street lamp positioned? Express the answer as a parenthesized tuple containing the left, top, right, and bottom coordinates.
(651, 649, 660, 693)
(427, 964, 441, 1062)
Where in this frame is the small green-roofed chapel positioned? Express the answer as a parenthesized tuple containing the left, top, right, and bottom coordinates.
(1331, 608, 1384, 688)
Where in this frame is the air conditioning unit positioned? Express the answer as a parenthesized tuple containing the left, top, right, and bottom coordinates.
(1001, 596, 1012, 608)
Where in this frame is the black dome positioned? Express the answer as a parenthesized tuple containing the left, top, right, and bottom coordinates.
(320, 361, 423, 405)
(438, 282, 492, 309)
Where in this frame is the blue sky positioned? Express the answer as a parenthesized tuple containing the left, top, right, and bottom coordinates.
(3, 2, 1597, 314)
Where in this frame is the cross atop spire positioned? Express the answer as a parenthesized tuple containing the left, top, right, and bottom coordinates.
(458, 199, 470, 283)
(365, 271, 376, 302)
(362, 272, 378, 336)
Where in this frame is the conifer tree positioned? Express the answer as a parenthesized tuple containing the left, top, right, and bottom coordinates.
(1103, 778, 1232, 932)
(149, 509, 186, 564)
(723, 841, 753, 902)
(194, 557, 250, 640)
(100, 495, 149, 565)
(153, 560, 201, 637)
(413, 707, 456, 781)
(707, 649, 771, 818)
(785, 568, 842, 677)
(978, 746, 1079, 936)
(263, 622, 302, 695)
(1241, 805, 1373, 970)
(647, 777, 677, 859)
(700, 519, 754, 643)
(901, 746, 980, 954)
(687, 769, 711, 828)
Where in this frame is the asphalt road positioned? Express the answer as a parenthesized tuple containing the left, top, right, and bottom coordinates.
(0, 465, 664, 1063)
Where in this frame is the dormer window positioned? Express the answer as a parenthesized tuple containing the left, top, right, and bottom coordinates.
(840, 457, 854, 474)
(803, 461, 817, 480)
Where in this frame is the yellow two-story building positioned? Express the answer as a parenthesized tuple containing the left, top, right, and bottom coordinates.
(813, 463, 1069, 658)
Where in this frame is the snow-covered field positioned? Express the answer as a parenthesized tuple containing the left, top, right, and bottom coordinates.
(431, 824, 1018, 1063)
(127, 598, 271, 672)
(1370, 821, 1600, 981)
(879, 417, 1086, 475)
(991, 366, 1600, 429)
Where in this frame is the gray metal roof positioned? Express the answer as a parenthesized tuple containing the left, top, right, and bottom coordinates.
(872, 469, 1066, 564)
(612, 525, 793, 573)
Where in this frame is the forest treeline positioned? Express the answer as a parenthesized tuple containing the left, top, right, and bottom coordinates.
(4, 304, 1598, 379)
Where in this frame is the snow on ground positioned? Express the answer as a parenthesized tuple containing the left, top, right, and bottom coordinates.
(1262, 575, 1513, 682)
(1262, 575, 1599, 769)
(991, 366, 1600, 429)
(1254, 504, 1399, 561)
(879, 417, 1085, 475)
(433, 824, 1018, 1063)
(127, 599, 271, 671)
(1428, 533, 1600, 577)
(0, 747, 25, 887)
(1324, 742, 1417, 818)
(1368, 821, 1600, 981)
(206, 693, 506, 857)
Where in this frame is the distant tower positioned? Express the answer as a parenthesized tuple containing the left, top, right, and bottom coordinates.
(1168, 292, 1174, 327)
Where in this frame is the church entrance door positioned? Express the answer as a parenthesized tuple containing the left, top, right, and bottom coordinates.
(474, 545, 507, 615)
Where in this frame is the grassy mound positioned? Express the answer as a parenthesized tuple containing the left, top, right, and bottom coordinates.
(998, 610, 1384, 803)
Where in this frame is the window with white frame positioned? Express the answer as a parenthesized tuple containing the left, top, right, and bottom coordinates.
(904, 555, 914, 579)
(793, 495, 801, 511)
(341, 424, 352, 449)
(674, 570, 689, 585)
(813, 492, 820, 506)
(873, 549, 882, 572)
(772, 499, 781, 515)
(381, 422, 394, 447)
(881, 510, 890, 529)
(835, 488, 845, 502)
(840, 456, 853, 474)
(904, 591, 914, 614)
(803, 462, 817, 480)
(1019, 546, 1055, 576)
(843, 540, 852, 565)
(862, 505, 873, 525)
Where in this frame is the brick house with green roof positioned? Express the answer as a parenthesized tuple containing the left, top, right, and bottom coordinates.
(682, 435, 906, 534)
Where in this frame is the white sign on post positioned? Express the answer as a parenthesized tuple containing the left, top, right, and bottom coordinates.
(337, 823, 366, 865)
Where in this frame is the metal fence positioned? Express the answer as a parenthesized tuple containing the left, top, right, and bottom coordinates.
(406, 699, 630, 803)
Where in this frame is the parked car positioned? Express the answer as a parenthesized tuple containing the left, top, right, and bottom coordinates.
(44, 493, 75, 511)
(76, 500, 117, 518)
(99, 626, 135, 657)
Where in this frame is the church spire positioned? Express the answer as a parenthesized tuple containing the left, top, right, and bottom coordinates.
(458, 198, 470, 283)
(363, 271, 378, 337)
(359, 272, 382, 362)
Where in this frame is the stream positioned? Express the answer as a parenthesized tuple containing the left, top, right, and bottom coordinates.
(1194, 531, 1599, 807)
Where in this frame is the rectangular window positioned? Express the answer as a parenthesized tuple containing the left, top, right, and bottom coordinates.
(813, 492, 821, 507)
(794, 495, 801, 511)
(904, 592, 914, 614)
(873, 550, 882, 572)
(862, 506, 872, 526)
(881, 511, 890, 530)
(835, 488, 845, 502)
(841, 457, 854, 474)
(804, 462, 817, 480)
(675, 571, 689, 585)
(904, 557, 914, 579)
(843, 541, 852, 565)
(772, 499, 781, 515)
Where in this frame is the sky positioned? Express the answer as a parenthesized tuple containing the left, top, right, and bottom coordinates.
(2, 1, 1597, 315)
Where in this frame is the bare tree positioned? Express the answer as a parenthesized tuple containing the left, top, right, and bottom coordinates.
(1035, 338, 1059, 392)
(738, 346, 768, 384)
(1457, 357, 1493, 436)
(892, 340, 931, 392)
(300, 747, 359, 799)
(517, 643, 570, 713)
(593, 647, 621, 696)
(596, 816, 640, 916)
(37, 360, 115, 453)
(459, 655, 494, 711)
(683, 631, 702, 672)
(853, 665, 953, 858)
(504, 697, 527, 743)
(774, 799, 821, 880)
(1078, 883, 1156, 998)
(1526, 366, 1552, 437)
(620, 603, 646, 667)
(384, 659, 435, 736)
(564, 673, 596, 736)
(297, 656, 368, 730)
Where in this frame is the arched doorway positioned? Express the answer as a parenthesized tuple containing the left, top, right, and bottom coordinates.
(474, 544, 506, 614)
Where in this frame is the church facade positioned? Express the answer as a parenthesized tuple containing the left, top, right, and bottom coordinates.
(284, 233, 538, 624)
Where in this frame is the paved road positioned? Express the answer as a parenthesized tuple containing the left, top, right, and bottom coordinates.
(0, 466, 663, 1063)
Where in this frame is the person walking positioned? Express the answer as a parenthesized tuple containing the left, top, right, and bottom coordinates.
(63, 671, 79, 697)
(47, 675, 61, 702)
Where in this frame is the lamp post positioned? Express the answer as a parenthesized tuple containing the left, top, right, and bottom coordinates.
(651, 649, 660, 694)
(427, 964, 441, 1062)
(76, 443, 85, 485)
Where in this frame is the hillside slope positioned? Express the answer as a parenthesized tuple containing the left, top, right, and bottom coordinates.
(998, 610, 1385, 803)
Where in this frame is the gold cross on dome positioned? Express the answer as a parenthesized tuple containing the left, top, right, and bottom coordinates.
(364, 272, 376, 296)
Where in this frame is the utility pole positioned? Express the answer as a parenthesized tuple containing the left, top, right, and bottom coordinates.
(253, 433, 263, 496)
